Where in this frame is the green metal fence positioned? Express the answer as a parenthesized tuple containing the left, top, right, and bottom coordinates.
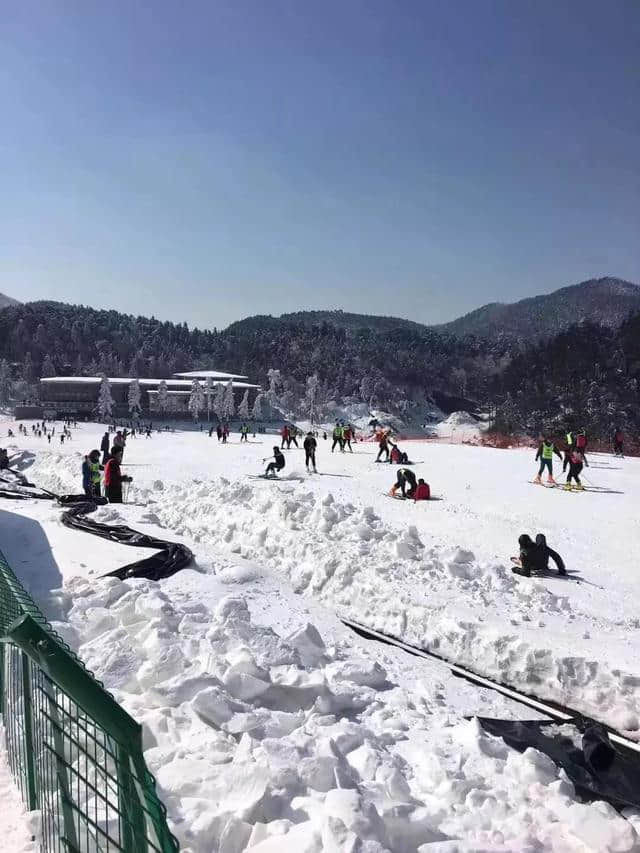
(0, 547, 180, 853)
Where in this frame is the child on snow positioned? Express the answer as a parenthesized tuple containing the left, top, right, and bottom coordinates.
(514, 534, 566, 577)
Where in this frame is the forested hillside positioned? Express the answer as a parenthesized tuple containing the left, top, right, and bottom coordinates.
(1, 293, 639, 438)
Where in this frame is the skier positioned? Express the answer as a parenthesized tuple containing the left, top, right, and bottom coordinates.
(280, 424, 289, 449)
(100, 431, 110, 465)
(343, 424, 354, 453)
(240, 423, 249, 443)
(216, 424, 223, 442)
(0, 448, 9, 470)
(565, 428, 575, 451)
(612, 427, 624, 457)
(104, 447, 132, 503)
(534, 436, 562, 485)
(390, 467, 417, 499)
(575, 429, 589, 465)
(512, 533, 566, 577)
(113, 431, 126, 458)
(376, 429, 391, 462)
(222, 424, 229, 443)
(287, 426, 300, 449)
(303, 431, 317, 473)
(264, 447, 286, 478)
(331, 423, 344, 453)
(564, 447, 586, 490)
(413, 478, 431, 501)
(82, 450, 103, 499)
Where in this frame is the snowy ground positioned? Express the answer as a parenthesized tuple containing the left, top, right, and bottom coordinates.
(1, 418, 640, 852)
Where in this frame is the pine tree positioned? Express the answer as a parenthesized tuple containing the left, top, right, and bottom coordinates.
(266, 368, 282, 412)
(157, 380, 169, 416)
(251, 392, 264, 421)
(0, 359, 12, 405)
(206, 376, 215, 420)
(98, 375, 114, 421)
(213, 383, 225, 421)
(41, 354, 57, 378)
(188, 380, 205, 421)
(222, 379, 235, 421)
(128, 378, 142, 418)
(238, 389, 250, 420)
(305, 374, 320, 424)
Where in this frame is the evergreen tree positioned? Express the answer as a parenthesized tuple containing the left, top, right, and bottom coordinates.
(212, 383, 225, 421)
(156, 380, 169, 416)
(0, 359, 12, 405)
(251, 392, 264, 421)
(128, 378, 142, 418)
(305, 374, 320, 424)
(98, 375, 114, 421)
(222, 379, 235, 421)
(205, 376, 215, 420)
(41, 354, 57, 378)
(238, 389, 250, 420)
(266, 368, 282, 412)
(188, 379, 205, 421)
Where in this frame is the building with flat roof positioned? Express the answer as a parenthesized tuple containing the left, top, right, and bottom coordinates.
(36, 374, 260, 419)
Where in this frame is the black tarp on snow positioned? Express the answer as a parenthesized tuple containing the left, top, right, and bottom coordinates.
(477, 717, 640, 811)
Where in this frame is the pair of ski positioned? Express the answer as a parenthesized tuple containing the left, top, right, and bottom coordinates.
(531, 481, 585, 492)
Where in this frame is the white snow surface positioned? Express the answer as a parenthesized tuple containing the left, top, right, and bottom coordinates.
(1, 419, 640, 852)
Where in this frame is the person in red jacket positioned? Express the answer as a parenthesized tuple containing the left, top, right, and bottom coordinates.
(104, 447, 132, 503)
(281, 424, 289, 449)
(413, 479, 430, 501)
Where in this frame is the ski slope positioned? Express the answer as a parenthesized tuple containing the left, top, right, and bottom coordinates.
(1, 419, 639, 852)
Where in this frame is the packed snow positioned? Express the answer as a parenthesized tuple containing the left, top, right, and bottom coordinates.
(1, 417, 640, 852)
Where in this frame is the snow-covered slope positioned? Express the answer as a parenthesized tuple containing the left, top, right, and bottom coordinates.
(2, 420, 640, 851)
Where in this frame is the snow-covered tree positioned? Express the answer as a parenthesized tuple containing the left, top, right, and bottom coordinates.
(251, 392, 264, 421)
(98, 375, 114, 421)
(128, 378, 142, 418)
(238, 389, 250, 420)
(266, 368, 282, 411)
(188, 379, 205, 421)
(222, 380, 235, 421)
(156, 380, 169, 416)
(205, 376, 215, 420)
(41, 354, 56, 378)
(305, 374, 320, 424)
(213, 383, 225, 421)
(0, 359, 12, 405)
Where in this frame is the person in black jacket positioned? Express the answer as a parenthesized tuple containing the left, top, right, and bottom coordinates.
(390, 468, 417, 499)
(265, 447, 286, 478)
(514, 533, 566, 577)
(100, 431, 110, 464)
(303, 432, 317, 473)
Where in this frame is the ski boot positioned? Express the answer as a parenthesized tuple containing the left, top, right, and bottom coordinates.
(574, 483, 585, 491)
(547, 476, 556, 486)
(533, 474, 542, 485)
(563, 483, 572, 491)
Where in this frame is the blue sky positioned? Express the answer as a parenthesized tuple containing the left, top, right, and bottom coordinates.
(1, 0, 639, 328)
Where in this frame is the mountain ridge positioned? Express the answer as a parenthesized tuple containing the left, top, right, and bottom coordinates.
(0, 292, 20, 309)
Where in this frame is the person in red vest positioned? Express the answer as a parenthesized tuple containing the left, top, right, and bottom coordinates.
(413, 479, 431, 501)
(104, 447, 132, 503)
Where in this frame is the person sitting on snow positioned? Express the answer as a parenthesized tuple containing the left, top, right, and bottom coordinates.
(413, 478, 430, 501)
(390, 468, 417, 499)
(390, 444, 410, 465)
(514, 533, 566, 577)
(265, 447, 286, 478)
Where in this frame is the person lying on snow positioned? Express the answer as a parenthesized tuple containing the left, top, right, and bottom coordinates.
(265, 447, 286, 477)
(104, 446, 133, 503)
(389, 467, 417, 499)
(513, 533, 566, 577)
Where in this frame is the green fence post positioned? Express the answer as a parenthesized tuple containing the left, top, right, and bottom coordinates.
(20, 651, 38, 812)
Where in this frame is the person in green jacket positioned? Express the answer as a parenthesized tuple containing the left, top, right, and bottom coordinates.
(534, 436, 563, 485)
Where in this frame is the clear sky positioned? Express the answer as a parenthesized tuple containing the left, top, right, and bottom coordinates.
(1, 1, 639, 329)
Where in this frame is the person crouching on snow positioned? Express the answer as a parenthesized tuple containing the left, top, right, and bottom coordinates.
(390, 468, 417, 499)
(514, 534, 566, 577)
(265, 447, 286, 478)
